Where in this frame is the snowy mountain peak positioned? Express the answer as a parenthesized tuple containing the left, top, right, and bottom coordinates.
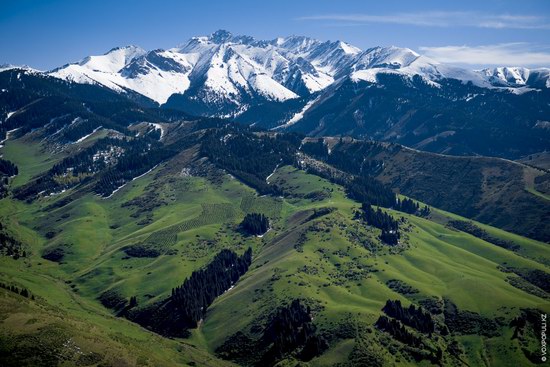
(209, 29, 233, 43)
(190, 30, 257, 46)
(44, 31, 550, 115)
(57, 45, 147, 75)
(356, 46, 420, 70)
(338, 41, 361, 55)
(105, 45, 146, 55)
(273, 35, 320, 54)
(0, 64, 40, 73)
(480, 67, 531, 86)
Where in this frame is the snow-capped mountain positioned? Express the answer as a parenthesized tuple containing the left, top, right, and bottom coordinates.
(46, 30, 549, 118)
(480, 67, 550, 88)
(0, 64, 41, 73)
(50, 45, 193, 104)
(350, 46, 492, 88)
(49, 30, 356, 110)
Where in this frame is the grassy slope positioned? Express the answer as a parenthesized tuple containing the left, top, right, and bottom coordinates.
(1, 137, 65, 188)
(1, 134, 549, 366)
(0, 139, 235, 367)
(200, 166, 549, 366)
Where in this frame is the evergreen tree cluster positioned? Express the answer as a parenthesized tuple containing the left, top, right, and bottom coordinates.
(0, 222, 26, 259)
(301, 139, 329, 160)
(375, 316, 422, 347)
(241, 213, 269, 235)
(358, 203, 401, 245)
(302, 164, 397, 209)
(128, 248, 252, 337)
(302, 139, 386, 177)
(0, 282, 33, 299)
(346, 177, 396, 208)
(216, 299, 328, 366)
(382, 300, 435, 334)
(260, 299, 328, 365)
(394, 198, 430, 217)
(0, 158, 18, 177)
(379, 230, 400, 246)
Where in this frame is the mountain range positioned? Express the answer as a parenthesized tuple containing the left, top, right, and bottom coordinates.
(47, 30, 549, 107)
(2, 30, 549, 159)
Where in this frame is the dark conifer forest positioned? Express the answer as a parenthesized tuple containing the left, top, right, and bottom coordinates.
(241, 213, 269, 235)
(128, 248, 252, 337)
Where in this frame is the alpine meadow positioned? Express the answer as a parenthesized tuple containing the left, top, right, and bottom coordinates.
(1, 1, 549, 366)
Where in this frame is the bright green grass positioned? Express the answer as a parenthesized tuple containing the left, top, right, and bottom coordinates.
(2, 137, 64, 187)
(1, 158, 548, 366)
(526, 187, 550, 201)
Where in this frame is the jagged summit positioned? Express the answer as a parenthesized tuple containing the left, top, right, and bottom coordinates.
(41, 30, 549, 114)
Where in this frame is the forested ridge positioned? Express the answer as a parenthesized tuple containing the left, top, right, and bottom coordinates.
(200, 127, 302, 195)
(13, 135, 175, 201)
(216, 299, 328, 366)
(127, 248, 252, 337)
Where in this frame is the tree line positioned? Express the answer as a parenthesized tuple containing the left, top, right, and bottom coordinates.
(395, 197, 430, 217)
(382, 299, 435, 334)
(0, 282, 34, 299)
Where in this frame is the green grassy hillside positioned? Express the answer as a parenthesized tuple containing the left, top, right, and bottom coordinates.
(1, 131, 549, 366)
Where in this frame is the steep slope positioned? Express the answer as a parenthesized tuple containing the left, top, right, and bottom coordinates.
(50, 46, 193, 104)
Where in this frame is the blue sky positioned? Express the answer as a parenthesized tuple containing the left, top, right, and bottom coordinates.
(1, 0, 550, 69)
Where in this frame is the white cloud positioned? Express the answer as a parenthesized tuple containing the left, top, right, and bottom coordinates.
(419, 43, 550, 66)
(297, 12, 550, 30)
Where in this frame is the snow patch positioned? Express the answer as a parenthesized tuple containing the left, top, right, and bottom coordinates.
(74, 126, 102, 143)
(274, 97, 320, 129)
(132, 165, 158, 181)
(149, 123, 165, 139)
